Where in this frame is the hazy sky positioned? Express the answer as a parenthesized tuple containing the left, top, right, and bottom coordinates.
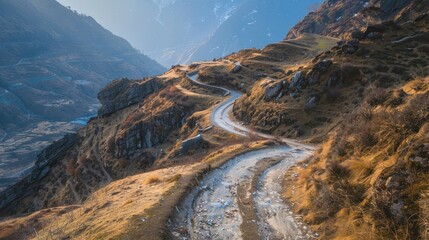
(56, 0, 324, 66)
(56, 0, 163, 39)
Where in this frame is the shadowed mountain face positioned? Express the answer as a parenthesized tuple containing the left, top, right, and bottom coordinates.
(57, 0, 323, 66)
(0, 0, 164, 122)
(0, 0, 165, 183)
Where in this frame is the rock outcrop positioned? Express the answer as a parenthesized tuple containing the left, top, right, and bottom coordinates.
(264, 78, 284, 100)
(98, 78, 161, 116)
(0, 71, 209, 216)
(116, 105, 187, 158)
(179, 134, 208, 155)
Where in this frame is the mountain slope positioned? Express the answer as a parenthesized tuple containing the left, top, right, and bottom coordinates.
(287, 0, 429, 39)
(226, 0, 429, 238)
(0, 0, 164, 122)
(221, 0, 429, 238)
(0, 0, 428, 239)
(0, 0, 165, 184)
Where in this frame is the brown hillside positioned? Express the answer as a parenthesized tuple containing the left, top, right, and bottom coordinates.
(0, 1, 428, 239)
(287, 0, 429, 40)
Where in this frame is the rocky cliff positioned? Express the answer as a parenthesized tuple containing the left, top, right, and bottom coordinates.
(0, 70, 214, 215)
(287, 0, 429, 40)
(97, 78, 161, 116)
(0, 0, 165, 180)
(272, 1, 429, 239)
(0, 1, 428, 239)
(0, 0, 165, 125)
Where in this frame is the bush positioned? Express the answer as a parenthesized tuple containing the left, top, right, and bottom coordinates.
(366, 88, 389, 106)
(327, 160, 350, 181)
(145, 175, 161, 185)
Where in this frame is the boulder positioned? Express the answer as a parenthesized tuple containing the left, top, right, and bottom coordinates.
(265, 80, 283, 100)
(179, 134, 208, 155)
(367, 32, 383, 40)
(308, 71, 320, 85)
(231, 62, 242, 73)
(290, 92, 300, 98)
(304, 95, 319, 110)
(313, 59, 333, 71)
(338, 39, 360, 54)
(351, 29, 364, 40)
(365, 24, 388, 35)
(308, 59, 333, 85)
(289, 71, 303, 89)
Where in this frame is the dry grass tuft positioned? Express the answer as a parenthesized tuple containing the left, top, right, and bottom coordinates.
(342, 158, 374, 184)
(145, 175, 161, 185)
(166, 174, 182, 183)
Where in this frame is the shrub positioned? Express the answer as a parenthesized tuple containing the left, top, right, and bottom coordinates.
(358, 128, 378, 149)
(327, 160, 350, 181)
(167, 174, 182, 183)
(145, 175, 161, 185)
(366, 88, 389, 106)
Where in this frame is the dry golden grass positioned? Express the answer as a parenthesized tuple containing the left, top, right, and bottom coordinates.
(166, 174, 182, 183)
(30, 166, 187, 240)
(122, 140, 273, 240)
(284, 77, 429, 240)
(1, 140, 272, 240)
(342, 157, 374, 184)
(0, 206, 79, 240)
(145, 175, 161, 185)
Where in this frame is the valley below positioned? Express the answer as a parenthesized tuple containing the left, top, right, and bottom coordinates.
(0, 117, 95, 191)
(0, 0, 429, 239)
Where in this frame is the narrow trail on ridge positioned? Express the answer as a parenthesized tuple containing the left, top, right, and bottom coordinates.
(169, 71, 316, 239)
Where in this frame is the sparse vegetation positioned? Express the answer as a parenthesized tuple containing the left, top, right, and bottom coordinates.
(166, 174, 182, 183)
(2, 2, 429, 239)
(145, 175, 161, 185)
(285, 79, 429, 239)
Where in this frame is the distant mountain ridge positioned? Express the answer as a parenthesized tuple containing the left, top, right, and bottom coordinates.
(57, 0, 323, 66)
(190, 0, 323, 63)
(0, 0, 428, 239)
(0, 0, 164, 124)
(0, 0, 165, 181)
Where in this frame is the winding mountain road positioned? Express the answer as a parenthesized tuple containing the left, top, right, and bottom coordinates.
(170, 73, 315, 239)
